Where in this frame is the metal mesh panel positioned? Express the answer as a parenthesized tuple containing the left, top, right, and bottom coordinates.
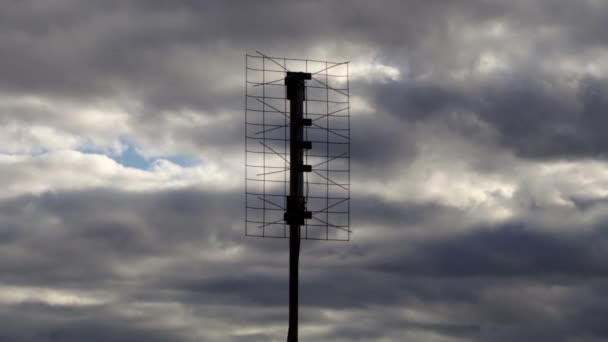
(245, 52, 350, 241)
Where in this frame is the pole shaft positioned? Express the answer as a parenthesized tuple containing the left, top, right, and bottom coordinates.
(288, 222, 300, 342)
(286, 73, 308, 342)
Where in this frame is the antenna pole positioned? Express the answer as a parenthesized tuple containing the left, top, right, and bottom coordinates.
(284, 72, 312, 342)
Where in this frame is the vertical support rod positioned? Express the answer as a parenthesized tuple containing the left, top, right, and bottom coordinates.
(285, 72, 311, 342)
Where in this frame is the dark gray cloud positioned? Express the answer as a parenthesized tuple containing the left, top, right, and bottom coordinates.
(0, 0, 503, 111)
(378, 222, 608, 277)
(351, 112, 418, 174)
(4, 0, 604, 159)
(369, 71, 608, 159)
(2, 187, 608, 341)
(0, 302, 189, 342)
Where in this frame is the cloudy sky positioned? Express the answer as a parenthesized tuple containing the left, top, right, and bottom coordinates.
(2, 1, 608, 341)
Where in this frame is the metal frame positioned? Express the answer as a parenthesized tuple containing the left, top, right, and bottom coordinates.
(245, 52, 351, 242)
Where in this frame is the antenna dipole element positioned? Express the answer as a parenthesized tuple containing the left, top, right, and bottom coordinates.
(285, 71, 312, 342)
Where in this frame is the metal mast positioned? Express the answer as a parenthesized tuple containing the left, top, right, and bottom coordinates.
(284, 71, 312, 342)
(245, 53, 351, 341)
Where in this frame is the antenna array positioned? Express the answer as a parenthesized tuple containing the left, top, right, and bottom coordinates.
(245, 53, 351, 241)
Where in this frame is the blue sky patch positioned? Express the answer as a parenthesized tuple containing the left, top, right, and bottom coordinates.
(79, 141, 198, 170)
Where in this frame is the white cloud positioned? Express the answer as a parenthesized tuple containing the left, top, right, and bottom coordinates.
(0, 286, 109, 307)
(0, 94, 130, 154)
(0, 150, 240, 198)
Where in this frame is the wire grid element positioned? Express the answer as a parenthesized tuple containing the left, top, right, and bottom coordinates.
(245, 52, 350, 241)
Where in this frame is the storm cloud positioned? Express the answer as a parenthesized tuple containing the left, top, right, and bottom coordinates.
(2, 0, 608, 341)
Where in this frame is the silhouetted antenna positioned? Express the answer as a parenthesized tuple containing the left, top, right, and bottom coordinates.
(245, 52, 350, 341)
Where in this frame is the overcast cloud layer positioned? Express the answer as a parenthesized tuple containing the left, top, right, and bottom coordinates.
(2, 1, 608, 341)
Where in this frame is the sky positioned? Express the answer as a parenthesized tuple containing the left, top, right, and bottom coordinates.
(1, 0, 608, 341)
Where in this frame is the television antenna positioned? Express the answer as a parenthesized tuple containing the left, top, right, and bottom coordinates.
(245, 51, 351, 341)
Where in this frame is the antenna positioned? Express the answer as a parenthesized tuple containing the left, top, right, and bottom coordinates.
(245, 52, 351, 341)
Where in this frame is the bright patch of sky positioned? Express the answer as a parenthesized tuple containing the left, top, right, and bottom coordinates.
(91, 142, 200, 170)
